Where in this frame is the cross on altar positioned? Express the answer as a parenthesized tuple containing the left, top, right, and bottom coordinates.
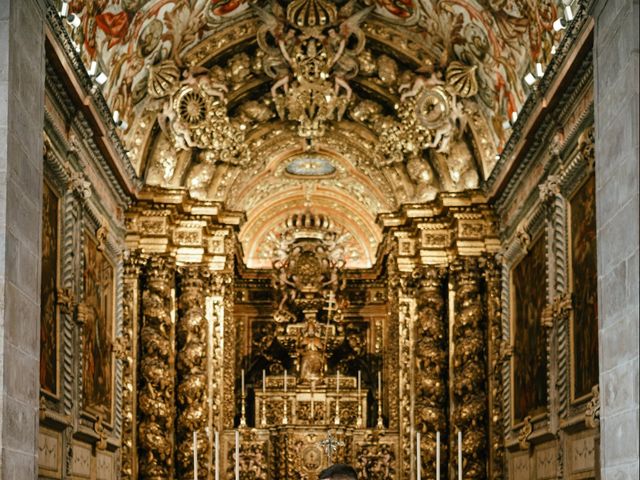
(319, 433, 345, 465)
(324, 291, 337, 318)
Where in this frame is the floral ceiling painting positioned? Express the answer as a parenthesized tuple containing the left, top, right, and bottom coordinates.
(66, 0, 561, 267)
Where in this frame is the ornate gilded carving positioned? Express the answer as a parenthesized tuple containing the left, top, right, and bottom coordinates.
(176, 266, 209, 479)
(518, 416, 533, 450)
(121, 255, 143, 480)
(413, 266, 448, 479)
(138, 256, 175, 480)
(355, 434, 397, 480)
(253, 0, 373, 141)
(451, 259, 487, 479)
(584, 385, 600, 429)
(484, 257, 504, 480)
(227, 430, 268, 480)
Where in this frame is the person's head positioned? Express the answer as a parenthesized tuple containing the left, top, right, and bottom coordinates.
(318, 464, 357, 480)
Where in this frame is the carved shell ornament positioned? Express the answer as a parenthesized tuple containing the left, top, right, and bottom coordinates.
(446, 61, 479, 98)
(147, 60, 180, 99)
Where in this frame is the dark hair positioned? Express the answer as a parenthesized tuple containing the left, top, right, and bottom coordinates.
(318, 464, 358, 480)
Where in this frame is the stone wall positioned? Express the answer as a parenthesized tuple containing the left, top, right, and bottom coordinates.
(0, 0, 46, 477)
(593, 0, 639, 477)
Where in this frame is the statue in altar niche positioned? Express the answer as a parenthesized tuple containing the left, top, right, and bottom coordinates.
(272, 212, 347, 384)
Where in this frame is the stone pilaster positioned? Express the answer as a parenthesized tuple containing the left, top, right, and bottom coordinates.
(593, 0, 639, 477)
(0, 0, 45, 477)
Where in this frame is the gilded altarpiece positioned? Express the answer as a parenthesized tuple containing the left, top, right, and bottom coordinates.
(123, 197, 503, 480)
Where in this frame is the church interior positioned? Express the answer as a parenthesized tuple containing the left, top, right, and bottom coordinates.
(0, 0, 637, 479)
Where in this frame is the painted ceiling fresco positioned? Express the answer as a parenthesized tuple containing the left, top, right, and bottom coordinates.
(65, 0, 561, 267)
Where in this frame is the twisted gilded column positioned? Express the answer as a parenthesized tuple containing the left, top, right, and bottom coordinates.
(176, 266, 210, 479)
(414, 266, 448, 479)
(451, 258, 487, 479)
(484, 257, 504, 479)
(138, 256, 176, 479)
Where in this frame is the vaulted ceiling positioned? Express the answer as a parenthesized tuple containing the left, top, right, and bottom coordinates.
(66, 0, 560, 267)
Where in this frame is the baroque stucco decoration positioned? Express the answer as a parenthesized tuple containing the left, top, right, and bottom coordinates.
(66, 0, 560, 267)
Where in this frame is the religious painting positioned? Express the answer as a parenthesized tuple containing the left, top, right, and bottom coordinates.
(569, 175, 599, 400)
(512, 235, 548, 422)
(40, 181, 60, 397)
(82, 231, 115, 423)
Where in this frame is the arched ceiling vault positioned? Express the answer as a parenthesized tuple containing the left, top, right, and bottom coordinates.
(68, 0, 561, 267)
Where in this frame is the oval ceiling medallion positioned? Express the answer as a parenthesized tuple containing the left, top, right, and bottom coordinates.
(285, 154, 337, 177)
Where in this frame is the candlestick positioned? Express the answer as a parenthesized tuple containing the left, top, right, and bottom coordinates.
(416, 431, 421, 480)
(458, 430, 462, 480)
(283, 370, 288, 425)
(239, 371, 247, 428)
(356, 370, 362, 428)
(310, 380, 315, 423)
(377, 371, 383, 429)
(235, 430, 240, 480)
(214, 431, 220, 480)
(193, 430, 198, 480)
(436, 431, 440, 480)
(334, 370, 341, 425)
(261, 370, 267, 426)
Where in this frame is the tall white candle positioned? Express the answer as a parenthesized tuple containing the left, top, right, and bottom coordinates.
(416, 431, 421, 480)
(241, 369, 245, 396)
(458, 430, 462, 480)
(214, 431, 220, 480)
(193, 430, 198, 480)
(378, 371, 382, 400)
(336, 369, 340, 394)
(357, 370, 361, 398)
(235, 430, 240, 480)
(284, 370, 287, 393)
(436, 431, 440, 480)
(262, 369, 266, 394)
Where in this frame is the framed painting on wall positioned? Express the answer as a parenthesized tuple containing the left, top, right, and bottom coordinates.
(569, 174, 599, 401)
(82, 229, 115, 424)
(40, 180, 61, 398)
(511, 234, 548, 423)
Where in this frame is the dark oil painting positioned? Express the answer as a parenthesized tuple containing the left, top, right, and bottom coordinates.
(570, 175, 599, 399)
(82, 233, 114, 423)
(513, 235, 548, 421)
(40, 182, 59, 396)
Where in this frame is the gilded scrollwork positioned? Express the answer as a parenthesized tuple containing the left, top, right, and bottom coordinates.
(138, 256, 175, 480)
(451, 258, 487, 479)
